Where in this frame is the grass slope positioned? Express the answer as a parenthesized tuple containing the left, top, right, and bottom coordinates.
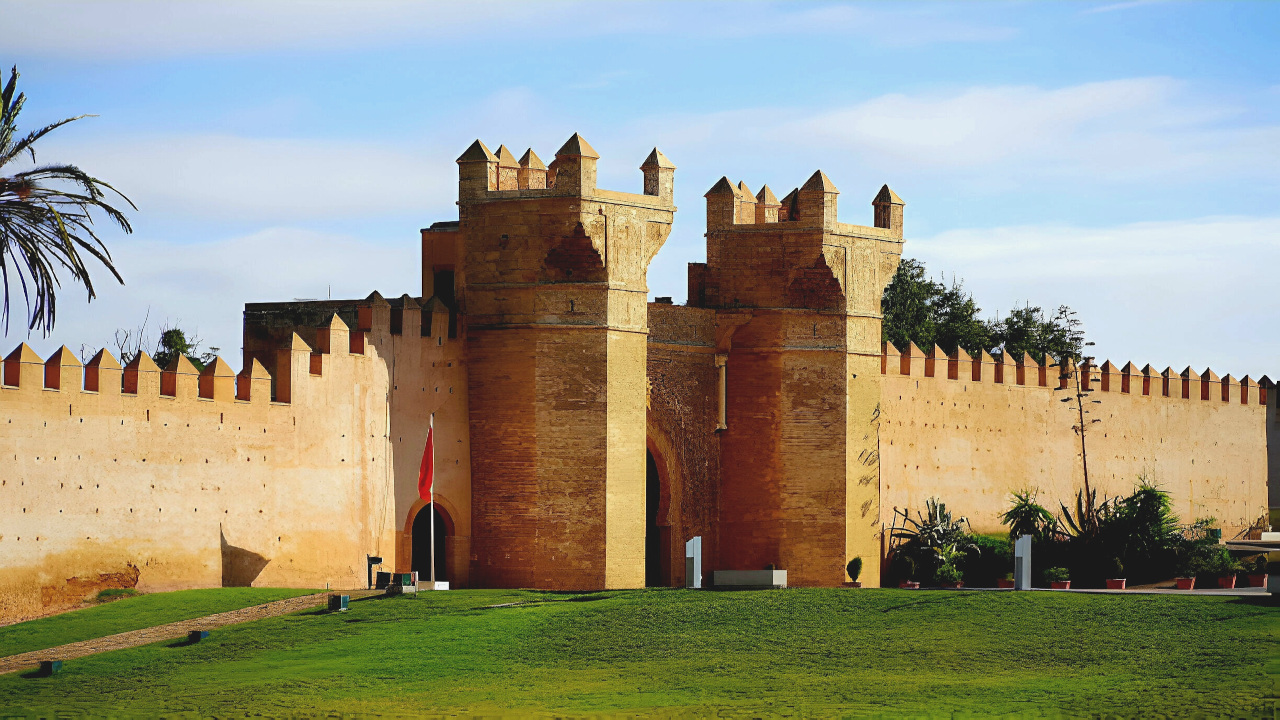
(0, 588, 316, 657)
(0, 588, 1275, 717)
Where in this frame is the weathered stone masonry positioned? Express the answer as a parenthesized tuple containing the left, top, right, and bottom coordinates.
(2, 134, 1274, 621)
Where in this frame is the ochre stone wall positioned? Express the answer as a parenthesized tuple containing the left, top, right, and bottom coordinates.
(0, 318, 394, 623)
(879, 343, 1274, 538)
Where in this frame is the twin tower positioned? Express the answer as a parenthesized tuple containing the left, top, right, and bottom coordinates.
(445, 133, 904, 589)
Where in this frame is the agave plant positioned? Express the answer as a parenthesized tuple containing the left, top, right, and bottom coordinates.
(1, 66, 133, 333)
(1058, 486, 1114, 541)
(891, 498, 978, 578)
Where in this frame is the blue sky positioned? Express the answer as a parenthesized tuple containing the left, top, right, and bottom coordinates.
(4, 0, 1278, 377)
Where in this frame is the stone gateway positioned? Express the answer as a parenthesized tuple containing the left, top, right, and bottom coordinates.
(2, 135, 1274, 622)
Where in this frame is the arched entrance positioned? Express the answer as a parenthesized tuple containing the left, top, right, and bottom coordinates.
(645, 449, 671, 587)
(411, 503, 450, 584)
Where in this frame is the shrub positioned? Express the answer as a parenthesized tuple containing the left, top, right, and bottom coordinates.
(846, 557, 863, 582)
(1107, 557, 1125, 579)
(1044, 567, 1070, 582)
(1001, 490, 1056, 542)
(1201, 547, 1241, 577)
(1243, 555, 1268, 575)
(935, 563, 963, 585)
(960, 534, 1012, 587)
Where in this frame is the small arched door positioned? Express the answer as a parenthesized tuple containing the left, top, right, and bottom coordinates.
(411, 503, 449, 584)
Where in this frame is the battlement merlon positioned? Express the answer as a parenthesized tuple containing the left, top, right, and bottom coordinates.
(698, 171, 905, 317)
(455, 135, 676, 212)
(705, 171, 904, 240)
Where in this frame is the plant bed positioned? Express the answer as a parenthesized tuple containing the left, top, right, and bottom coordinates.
(1174, 577, 1196, 590)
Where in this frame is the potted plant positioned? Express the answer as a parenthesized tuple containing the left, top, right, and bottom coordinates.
(936, 563, 964, 589)
(1205, 547, 1241, 589)
(1245, 555, 1268, 588)
(845, 557, 863, 588)
(1105, 558, 1126, 590)
(997, 572, 1015, 589)
(1173, 550, 1198, 590)
(1045, 567, 1070, 590)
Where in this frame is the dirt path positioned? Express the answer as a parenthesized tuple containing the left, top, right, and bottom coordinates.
(0, 591, 372, 675)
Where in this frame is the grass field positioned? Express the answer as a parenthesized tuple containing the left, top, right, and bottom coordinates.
(0, 588, 1275, 717)
(0, 587, 316, 657)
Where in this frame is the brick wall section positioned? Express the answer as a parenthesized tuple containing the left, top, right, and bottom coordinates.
(646, 304, 720, 585)
(457, 136, 674, 590)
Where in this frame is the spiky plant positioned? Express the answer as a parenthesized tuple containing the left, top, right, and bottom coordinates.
(1001, 490, 1057, 541)
(1, 66, 132, 333)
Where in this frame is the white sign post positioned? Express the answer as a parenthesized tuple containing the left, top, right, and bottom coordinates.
(685, 536, 703, 589)
(1014, 534, 1032, 591)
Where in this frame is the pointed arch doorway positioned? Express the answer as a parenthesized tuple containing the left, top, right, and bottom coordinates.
(411, 503, 451, 584)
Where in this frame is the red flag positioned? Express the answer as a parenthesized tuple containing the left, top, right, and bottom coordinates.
(418, 416, 434, 500)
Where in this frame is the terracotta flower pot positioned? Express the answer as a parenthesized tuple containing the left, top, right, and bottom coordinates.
(1247, 574, 1268, 588)
(1174, 577, 1196, 590)
(898, 581, 920, 589)
(1217, 575, 1237, 589)
(843, 581, 862, 588)
(1105, 578, 1126, 590)
(1050, 580, 1071, 589)
(941, 582, 963, 590)
(996, 578, 1015, 589)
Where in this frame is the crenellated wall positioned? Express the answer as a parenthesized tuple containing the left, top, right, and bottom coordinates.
(241, 290, 472, 587)
(879, 341, 1274, 537)
(0, 315, 394, 623)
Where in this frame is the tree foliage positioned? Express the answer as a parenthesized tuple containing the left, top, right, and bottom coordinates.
(111, 311, 218, 371)
(881, 257, 1085, 363)
(0, 66, 132, 334)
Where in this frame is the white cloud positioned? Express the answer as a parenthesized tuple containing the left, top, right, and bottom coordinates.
(28, 134, 457, 221)
(623, 77, 1279, 192)
(10, 228, 421, 367)
(911, 216, 1280, 379)
(3, 1, 1015, 60)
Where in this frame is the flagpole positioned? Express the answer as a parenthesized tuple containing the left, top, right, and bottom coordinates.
(429, 413, 435, 587)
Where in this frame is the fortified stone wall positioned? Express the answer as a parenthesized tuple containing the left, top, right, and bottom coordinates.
(243, 290, 471, 587)
(454, 136, 674, 590)
(0, 316, 394, 623)
(687, 173, 904, 588)
(879, 341, 1275, 537)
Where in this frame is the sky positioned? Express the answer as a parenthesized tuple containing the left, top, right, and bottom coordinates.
(3, 0, 1278, 378)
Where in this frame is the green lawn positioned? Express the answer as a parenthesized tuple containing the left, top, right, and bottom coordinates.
(0, 588, 1276, 717)
(0, 587, 317, 657)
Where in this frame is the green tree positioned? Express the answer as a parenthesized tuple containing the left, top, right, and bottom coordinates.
(882, 258, 990, 355)
(988, 304, 1084, 365)
(1, 66, 132, 333)
(152, 327, 218, 372)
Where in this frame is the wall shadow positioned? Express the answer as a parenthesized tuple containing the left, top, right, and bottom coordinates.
(220, 526, 269, 587)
